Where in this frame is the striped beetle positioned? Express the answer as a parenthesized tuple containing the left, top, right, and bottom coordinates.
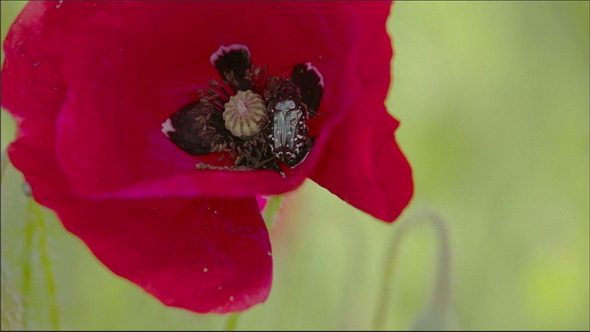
(266, 78, 312, 167)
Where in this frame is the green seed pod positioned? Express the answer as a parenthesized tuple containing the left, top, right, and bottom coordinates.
(223, 90, 267, 139)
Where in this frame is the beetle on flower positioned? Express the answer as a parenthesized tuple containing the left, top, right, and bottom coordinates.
(1, 1, 413, 313)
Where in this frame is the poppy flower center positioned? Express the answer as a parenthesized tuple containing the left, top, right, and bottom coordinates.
(164, 45, 324, 173)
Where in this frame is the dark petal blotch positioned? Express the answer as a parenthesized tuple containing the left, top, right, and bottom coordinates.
(290, 64, 323, 116)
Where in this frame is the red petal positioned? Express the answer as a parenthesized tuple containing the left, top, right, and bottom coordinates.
(9, 134, 271, 313)
(1, 1, 114, 122)
(310, 1, 414, 222)
(334, 1, 394, 95)
(60, 196, 272, 314)
(4, 3, 274, 309)
(310, 97, 413, 222)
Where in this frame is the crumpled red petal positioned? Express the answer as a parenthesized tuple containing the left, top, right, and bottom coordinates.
(309, 94, 413, 222)
(3, 1, 273, 313)
(310, 2, 414, 222)
(0, 1, 101, 122)
(60, 196, 272, 314)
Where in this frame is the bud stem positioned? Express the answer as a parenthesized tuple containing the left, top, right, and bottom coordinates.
(373, 208, 453, 330)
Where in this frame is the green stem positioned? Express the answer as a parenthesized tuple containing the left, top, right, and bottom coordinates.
(21, 199, 36, 330)
(427, 212, 452, 318)
(1, 148, 8, 182)
(224, 313, 241, 331)
(262, 195, 284, 229)
(1, 265, 24, 330)
(32, 202, 60, 330)
(373, 215, 410, 330)
(372, 208, 453, 330)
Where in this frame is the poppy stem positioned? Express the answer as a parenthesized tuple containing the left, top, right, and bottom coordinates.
(31, 201, 60, 330)
(21, 199, 36, 330)
(372, 208, 454, 330)
(224, 312, 241, 331)
(1, 264, 24, 329)
(1, 148, 9, 182)
(262, 195, 284, 229)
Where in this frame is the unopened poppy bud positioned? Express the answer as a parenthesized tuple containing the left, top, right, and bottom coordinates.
(223, 90, 267, 139)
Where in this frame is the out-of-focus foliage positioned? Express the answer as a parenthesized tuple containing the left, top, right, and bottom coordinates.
(1, 1, 588, 330)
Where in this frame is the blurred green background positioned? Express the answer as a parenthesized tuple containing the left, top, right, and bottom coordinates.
(1, 1, 588, 330)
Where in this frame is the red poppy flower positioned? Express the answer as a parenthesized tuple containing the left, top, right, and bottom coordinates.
(1, 1, 413, 314)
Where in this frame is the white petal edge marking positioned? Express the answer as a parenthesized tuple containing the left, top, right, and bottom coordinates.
(304, 62, 324, 88)
(161, 118, 176, 137)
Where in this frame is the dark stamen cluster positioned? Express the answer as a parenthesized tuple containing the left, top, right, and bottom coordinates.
(171, 66, 280, 171)
(166, 45, 324, 173)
